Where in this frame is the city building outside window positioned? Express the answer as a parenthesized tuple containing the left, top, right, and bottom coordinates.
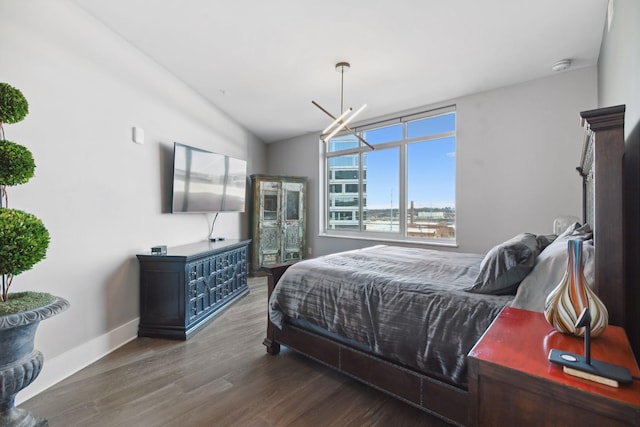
(324, 106, 456, 243)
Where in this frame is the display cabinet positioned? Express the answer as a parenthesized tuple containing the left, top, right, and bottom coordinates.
(250, 174, 307, 272)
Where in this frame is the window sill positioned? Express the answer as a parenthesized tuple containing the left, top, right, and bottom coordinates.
(317, 232, 458, 249)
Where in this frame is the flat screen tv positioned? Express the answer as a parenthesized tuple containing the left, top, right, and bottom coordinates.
(171, 142, 247, 213)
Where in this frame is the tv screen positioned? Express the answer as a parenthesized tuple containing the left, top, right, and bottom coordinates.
(171, 142, 247, 213)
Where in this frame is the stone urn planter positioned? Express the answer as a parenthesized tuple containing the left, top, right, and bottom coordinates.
(0, 296, 69, 427)
(0, 82, 70, 426)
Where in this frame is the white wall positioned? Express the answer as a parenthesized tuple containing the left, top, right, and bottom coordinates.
(268, 67, 597, 256)
(0, 0, 266, 402)
(598, 0, 640, 133)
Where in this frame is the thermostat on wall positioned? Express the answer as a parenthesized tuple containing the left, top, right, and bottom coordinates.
(132, 126, 145, 144)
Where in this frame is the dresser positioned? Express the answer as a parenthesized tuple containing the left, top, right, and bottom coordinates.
(136, 239, 250, 340)
(250, 174, 307, 272)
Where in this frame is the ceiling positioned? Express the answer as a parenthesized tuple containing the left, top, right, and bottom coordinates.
(71, 0, 608, 143)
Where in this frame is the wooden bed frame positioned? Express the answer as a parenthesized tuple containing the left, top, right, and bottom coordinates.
(262, 105, 634, 426)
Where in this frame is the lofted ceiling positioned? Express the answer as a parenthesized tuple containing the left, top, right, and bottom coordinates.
(71, 0, 608, 143)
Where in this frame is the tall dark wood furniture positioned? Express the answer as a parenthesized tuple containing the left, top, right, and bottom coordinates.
(262, 106, 635, 426)
(578, 107, 626, 331)
(468, 307, 640, 426)
(137, 239, 250, 340)
(250, 174, 307, 272)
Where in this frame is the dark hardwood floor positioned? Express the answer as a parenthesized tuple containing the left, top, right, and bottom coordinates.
(20, 277, 453, 426)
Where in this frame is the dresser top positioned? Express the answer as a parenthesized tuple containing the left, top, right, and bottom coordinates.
(137, 239, 251, 261)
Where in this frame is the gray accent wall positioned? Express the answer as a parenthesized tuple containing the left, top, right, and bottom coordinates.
(268, 68, 598, 257)
(1, 0, 266, 402)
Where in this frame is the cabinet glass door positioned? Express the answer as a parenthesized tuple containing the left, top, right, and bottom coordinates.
(263, 193, 278, 220)
(286, 190, 299, 220)
(258, 181, 282, 264)
(282, 182, 305, 261)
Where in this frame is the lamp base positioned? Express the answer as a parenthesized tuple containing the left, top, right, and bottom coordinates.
(548, 349, 633, 387)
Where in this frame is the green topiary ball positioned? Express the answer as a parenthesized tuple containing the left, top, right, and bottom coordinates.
(0, 83, 29, 124)
(0, 140, 35, 186)
(0, 208, 50, 276)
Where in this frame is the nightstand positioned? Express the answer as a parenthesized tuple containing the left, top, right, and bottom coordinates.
(468, 307, 640, 426)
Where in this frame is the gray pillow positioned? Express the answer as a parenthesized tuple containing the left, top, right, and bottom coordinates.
(536, 234, 557, 251)
(511, 224, 594, 312)
(466, 233, 540, 295)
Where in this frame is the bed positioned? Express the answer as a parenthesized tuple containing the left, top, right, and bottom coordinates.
(262, 105, 634, 426)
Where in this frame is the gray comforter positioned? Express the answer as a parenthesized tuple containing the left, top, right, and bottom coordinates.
(268, 245, 513, 388)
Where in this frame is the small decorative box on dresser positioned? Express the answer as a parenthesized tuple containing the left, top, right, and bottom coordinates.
(136, 239, 251, 340)
(468, 307, 640, 426)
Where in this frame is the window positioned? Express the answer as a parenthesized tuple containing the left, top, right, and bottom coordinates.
(344, 184, 358, 193)
(324, 106, 456, 242)
(335, 170, 358, 180)
(329, 184, 342, 193)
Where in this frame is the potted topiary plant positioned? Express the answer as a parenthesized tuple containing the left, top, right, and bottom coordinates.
(0, 82, 69, 427)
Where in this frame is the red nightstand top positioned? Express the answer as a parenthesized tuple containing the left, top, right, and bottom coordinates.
(469, 307, 640, 406)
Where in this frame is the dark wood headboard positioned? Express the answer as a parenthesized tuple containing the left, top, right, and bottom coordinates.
(577, 105, 638, 356)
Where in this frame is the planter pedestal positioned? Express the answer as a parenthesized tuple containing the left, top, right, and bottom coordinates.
(0, 407, 47, 427)
(0, 297, 69, 427)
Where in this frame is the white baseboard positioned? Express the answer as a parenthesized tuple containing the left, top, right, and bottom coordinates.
(16, 317, 139, 405)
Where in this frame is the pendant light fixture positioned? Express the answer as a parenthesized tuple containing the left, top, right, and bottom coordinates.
(312, 62, 374, 150)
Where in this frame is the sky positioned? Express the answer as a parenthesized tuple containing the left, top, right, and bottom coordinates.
(360, 113, 455, 209)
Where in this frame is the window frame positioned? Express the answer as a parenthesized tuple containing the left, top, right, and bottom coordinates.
(322, 105, 456, 245)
